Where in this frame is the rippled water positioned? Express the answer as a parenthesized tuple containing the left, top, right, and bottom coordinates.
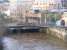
(2, 33, 67, 50)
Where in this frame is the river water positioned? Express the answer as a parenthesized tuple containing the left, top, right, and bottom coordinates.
(2, 33, 67, 50)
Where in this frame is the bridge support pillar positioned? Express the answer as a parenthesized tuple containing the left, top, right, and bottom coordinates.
(39, 27, 48, 33)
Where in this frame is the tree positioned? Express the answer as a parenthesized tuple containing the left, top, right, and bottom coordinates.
(0, 12, 9, 23)
(0, 12, 6, 20)
(0, 12, 8, 34)
(47, 12, 61, 22)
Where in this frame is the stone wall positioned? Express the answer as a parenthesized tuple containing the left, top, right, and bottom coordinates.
(47, 27, 67, 42)
(0, 23, 7, 36)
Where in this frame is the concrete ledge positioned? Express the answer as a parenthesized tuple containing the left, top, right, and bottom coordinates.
(47, 27, 67, 42)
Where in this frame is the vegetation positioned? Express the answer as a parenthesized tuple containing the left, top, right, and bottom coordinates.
(0, 12, 10, 23)
(47, 12, 61, 22)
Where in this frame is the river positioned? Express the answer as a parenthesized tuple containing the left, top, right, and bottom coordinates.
(2, 32, 67, 50)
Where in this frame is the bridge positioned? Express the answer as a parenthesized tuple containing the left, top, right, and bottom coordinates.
(6, 22, 67, 28)
(3, 19, 67, 41)
(5, 22, 67, 33)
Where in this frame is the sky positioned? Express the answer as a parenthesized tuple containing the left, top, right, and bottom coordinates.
(0, 0, 9, 3)
(8, 0, 62, 4)
(0, 0, 61, 3)
(35, 0, 61, 3)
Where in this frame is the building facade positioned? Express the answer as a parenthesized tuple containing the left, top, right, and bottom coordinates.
(32, 0, 62, 11)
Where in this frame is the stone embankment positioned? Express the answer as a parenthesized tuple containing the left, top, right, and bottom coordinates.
(47, 27, 67, 42)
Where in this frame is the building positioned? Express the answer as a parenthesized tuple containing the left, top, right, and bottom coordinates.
(0, 0, 10, 20)
(8, 0, 17, 21)
(25, 11, 41, 24)
(8, 0, 63, 24)
(10, 0, 34, 23)
(61, 0, 67, 9)
(0, 0, 9, 11)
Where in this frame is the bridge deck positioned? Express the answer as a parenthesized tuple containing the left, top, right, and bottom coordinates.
(7, 25, 67, 29)
(6, 23, 67, 28)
